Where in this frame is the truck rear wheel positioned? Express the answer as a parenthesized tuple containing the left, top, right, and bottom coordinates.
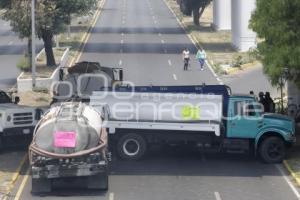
(259, 136, 285, 163)
(117, 133, 147, 160)
(31, 178, 52, 194)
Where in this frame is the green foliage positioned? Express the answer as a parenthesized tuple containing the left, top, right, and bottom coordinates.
(232, 55, 243, 69)
(17, 56, 31, 72)
(177, 0, 211, 25)
(1, 0, 97, 66)
(250, 0, 300, 87)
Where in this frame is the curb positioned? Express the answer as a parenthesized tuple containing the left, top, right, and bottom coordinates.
(283, 160, 300, 187)
(0, 153, 27, 197)
(163, 0, 223, 85)
(224, 61, 260, 75)
(69, 0, 106, 67)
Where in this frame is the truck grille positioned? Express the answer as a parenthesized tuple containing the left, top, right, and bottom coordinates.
(13, 112, 33, 125)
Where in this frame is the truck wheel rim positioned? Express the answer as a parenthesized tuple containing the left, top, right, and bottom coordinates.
(123, 139, 140, 156)
(267, 142, 282, 159)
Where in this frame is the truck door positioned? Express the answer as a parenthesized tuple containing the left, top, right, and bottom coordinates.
(227, 100, 262, 138)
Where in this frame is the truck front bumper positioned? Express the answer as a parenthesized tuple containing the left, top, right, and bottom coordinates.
(2, 126, 35, 137)
(31, 161, 107, 179)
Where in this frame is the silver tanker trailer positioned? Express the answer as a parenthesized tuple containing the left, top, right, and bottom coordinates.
(29, 102, 108, 193)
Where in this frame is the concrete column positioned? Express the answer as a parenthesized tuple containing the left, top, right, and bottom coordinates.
(213, 0, 231, 30)
(231, 0, 257, 52)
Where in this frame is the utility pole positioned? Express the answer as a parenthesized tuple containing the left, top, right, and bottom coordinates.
(31, 0, 36, 89)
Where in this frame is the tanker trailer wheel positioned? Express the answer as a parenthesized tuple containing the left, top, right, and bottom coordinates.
(87, 173, 108, 190)
(117, 133, 147, 160)
(258, 136, 285, 163)
(31, 178, 52, 194)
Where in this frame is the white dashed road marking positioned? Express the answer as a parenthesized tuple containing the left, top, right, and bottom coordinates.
(109, 192, 114, 200)
(168, 59, 172, 66)
(173, 74, 177, 80)
(161, 39, 165, 44)
(214, 192, 222, 200)
(119, 60, 122, 66)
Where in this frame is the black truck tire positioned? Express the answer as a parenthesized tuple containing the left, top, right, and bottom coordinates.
(87, 174, 108, 190)
(259, 136, 285, 163)
(117, 133, 147, 160)
(31, 178, 52, 194)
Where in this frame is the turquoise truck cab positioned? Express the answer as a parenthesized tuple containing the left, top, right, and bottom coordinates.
(226, 95, 296, 163)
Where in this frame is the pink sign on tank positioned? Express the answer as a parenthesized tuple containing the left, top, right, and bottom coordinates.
(54, 131, 76, 148)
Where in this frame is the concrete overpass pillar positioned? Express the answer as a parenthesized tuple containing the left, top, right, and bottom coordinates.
(231, 0, 257, 52)
(213, 0, 231, 30)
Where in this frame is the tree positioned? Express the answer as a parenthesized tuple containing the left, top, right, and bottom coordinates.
(1, 0, 97, 67)
(57, 0, 97, 38)
(250, 0, 300, 87)
(177, 0, 212, 26)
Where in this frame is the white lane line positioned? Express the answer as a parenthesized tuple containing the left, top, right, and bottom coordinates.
(109, 192, 114, 200)
(154, 20, 157, 24)
(214, 191, 222, 200)
(121, 32, 124, 36)
(122, 20, 126, 24)
(276, 164, 300, 199)
(121, 40, 124, 44)
(161, 39, 165, 44)
(8, 41, 13, 45)
(168, 59, 172, 66)
(119, 60, 122, 66)
(173, 74, 177, 80)
(158, 33, 162, 37)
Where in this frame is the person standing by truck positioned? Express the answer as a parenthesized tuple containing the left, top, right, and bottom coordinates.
(265, 92, 275, 113)
(196, 48, 206, 70)
(182, 48, 190, 70)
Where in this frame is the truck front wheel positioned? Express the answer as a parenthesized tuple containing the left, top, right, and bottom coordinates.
(117, 133, 147, 160)
(259, 136, 285, 163)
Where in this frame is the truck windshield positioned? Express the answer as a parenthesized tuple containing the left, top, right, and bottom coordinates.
(0, 91, 12, 104)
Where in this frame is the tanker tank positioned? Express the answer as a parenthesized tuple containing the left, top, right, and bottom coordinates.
(29, 102, 109, 193)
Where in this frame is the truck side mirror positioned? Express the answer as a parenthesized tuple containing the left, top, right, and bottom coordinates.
(14, 96, 20, 104)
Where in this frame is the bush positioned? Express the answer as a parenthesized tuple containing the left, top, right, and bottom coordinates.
(17, 56, 31, 72)
(232, 55, 243, 69)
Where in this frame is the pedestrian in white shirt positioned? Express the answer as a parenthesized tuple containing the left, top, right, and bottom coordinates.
(182, 48, 190, 71)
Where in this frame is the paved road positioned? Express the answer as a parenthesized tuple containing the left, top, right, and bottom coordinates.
(0, 18, 44, 91)
(0, 19, 25, 90)
(222, 64, 280, 98)
(9, 0, 300, 199)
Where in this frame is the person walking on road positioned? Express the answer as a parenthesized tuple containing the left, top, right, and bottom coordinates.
(196, 48, 206, 70)
(182, 48, 190, 71)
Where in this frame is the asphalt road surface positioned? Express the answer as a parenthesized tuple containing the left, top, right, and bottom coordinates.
(9, 0, 298, 199)
(222, 64, 280, 98)
(0, 19, 25, 90)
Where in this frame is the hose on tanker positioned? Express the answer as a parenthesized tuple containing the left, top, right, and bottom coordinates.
(29, 109, 107, 162)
